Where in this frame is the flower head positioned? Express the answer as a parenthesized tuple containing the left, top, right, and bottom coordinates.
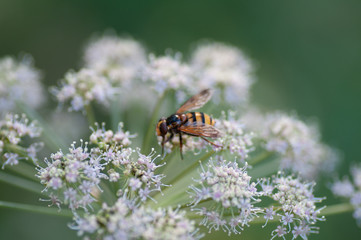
(332, 165, 361, 225)
(189, 158, 262, 235)
(73, 196, 201, 240)
(52, 68, 116, 112)
(0, 55, 45, 112)
(142, 53, 194, 97)
(113, 148, 166, 202)
(83, 34, 146, 87)
(243, 111, 338, 179)
(214, 111, 254, 162)
(262, 173, 325, 239)
(190, 42, 254, 104)
(37, 140, 107, 210)
(90, 122, 136, 151)
(0, 113, 42, 168)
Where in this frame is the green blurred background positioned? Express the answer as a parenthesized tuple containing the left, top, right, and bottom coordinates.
(1, 0, 361, 239)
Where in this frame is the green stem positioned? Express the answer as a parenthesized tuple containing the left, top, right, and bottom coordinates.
(8, 162, 38, 182)
(248, 151, 274, 166)
(84, 104, 96, 127)
(0, 171, 44, 195)
(166, 150, 215, 186)
(0, 200, 73, 218)
(249, 157, 280, 178)
(3, 144, 39, 181)
(16, 102, 67, 151)
(142, 90, 168, 153)
(110, 99, 122, 131)
(320, 203, 354, 216)
(179, 198, 210, 210)
(156, 149, 177, 170)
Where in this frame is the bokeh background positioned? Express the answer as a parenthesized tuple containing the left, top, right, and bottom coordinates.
(1, 0, 361, 239)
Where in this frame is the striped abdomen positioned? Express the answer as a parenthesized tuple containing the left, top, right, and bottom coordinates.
(185, 112, 215, 126)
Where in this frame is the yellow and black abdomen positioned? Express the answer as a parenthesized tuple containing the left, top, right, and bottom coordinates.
(185, 112, 215, 126)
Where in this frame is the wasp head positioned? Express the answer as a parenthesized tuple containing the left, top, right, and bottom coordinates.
(156, 117, 168, 137)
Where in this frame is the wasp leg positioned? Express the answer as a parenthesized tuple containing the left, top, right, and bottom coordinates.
(161, 136, 165, 156)
(179, 132, 184, 160)
(164, 132, 174, 144)
(200, 136, 222, 148)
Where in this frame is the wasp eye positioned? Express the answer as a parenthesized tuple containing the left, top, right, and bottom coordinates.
(159, 122, 168, 136)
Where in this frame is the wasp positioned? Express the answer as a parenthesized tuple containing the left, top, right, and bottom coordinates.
(156, 89, 222, 159)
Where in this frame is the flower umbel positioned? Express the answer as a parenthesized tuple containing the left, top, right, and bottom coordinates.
(0, 55, 45, 112)
(73, 196, 202, 239)
(0, 113, 42, 168)
(332, 165, 361, 225)
(83, 34, 146, 87)
(190, 42, 254, 104)
(261, 173, 325, 239)
(189, 158, 262, 235)
(52, 68, 116, 112)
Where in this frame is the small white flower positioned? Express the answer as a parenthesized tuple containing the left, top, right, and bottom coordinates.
(332, 165, 361, 225)
(0, 55, 45, 112)
(189, 158, 262, 235)
(190, 42, 254, 104)
(73, 197, 201, 239)
(53, 68, 116, 112)
(262, 173, 325, 239)
(214, 111, 254, 161)
(0, 113, 42, 168)
(83, 34, 146, 87)
(142, 54, 194, 95)
(90, 122, 136, 150)
(242, 110, 339, 179)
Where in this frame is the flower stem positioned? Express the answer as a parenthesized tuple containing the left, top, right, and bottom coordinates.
(249, 157, 280, 178)
(151, 150, 217, 207)
(8, 162, 38, 182)
(167, 150, 215, 186)
(0, 200, 72, 218)
(110, 99, 122, 131)
(248, 151, 274, 166)
(84, 103, 96, 127)
(320, 203, 354, 216)
(142, 90, 168, 153)
(16, 102, 67, 151)
(0, 171, 45, 195)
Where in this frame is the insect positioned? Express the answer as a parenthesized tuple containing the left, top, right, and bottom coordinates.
(156, 89, 222, 159)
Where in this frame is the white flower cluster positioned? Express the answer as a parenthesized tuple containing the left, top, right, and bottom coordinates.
(90, 123, 165, 202)
(190, 42, 254, 104)
(142, 54, 194, 96)
(214, 111, 254, 161)
(37, 141, 107, 210)
(261, 174, 325, 239)
(38, 123, 166, 210)
(73, 196, 201, 240)
(0, 55, 44, 112)
(90, 122, 136, 150)
(112, 148, 166, 202)
(83, 35, 146, 87)
(243, 111, 338, 179)
(189, 159, 262, 235)
(0, 113, 42, 168)
(332, 165, 361, 225)
(53, 68, 116, 112)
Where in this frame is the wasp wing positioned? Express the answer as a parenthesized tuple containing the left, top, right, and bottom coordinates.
(176, 89, 212, 114)
(179, 122, 222, 139)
